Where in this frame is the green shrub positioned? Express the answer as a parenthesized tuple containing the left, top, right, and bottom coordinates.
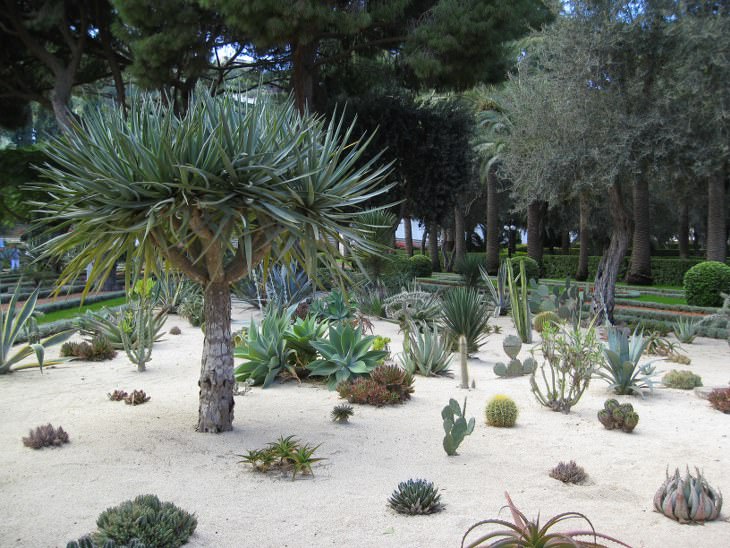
(485, 395, 518, 427)
(92, 494, 196, 548)
(683, 261, 730, 307)
(409, 254, 433, 277)
(511, 256, 539, 281)
(662, 369, 702, 390)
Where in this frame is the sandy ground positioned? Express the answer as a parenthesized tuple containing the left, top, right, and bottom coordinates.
(1, 301, 729, 548)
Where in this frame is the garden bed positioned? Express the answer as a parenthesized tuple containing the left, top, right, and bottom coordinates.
(1, 307, 728, 547)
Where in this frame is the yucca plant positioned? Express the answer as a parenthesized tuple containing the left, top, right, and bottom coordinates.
(399, 323, 453, 377)
(1, 284, 71, 375)
(440, 287, 491, 353)
(30, 88, 391, 433)
(455, 255, 485, 287)
(596, 327, 659, 397)
(461, 492, 630, 548)
(234, 310, 293, 387)
(307, 323, 387, 389)
(672, 317, 697, 344)
(505, 260, 532, 343)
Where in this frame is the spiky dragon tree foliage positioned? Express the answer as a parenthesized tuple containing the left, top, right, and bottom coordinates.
(31, 89, 391, 432)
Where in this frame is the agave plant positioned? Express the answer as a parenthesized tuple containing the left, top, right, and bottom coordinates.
(672, 317, 697, 344)
(480, 262, 510, 316)
(76, 306, 166, 350)
(284, 314, 328, 368)
(307, 323, 387, 389)
(233, 261, 313, 310)
(234, 310, 293, 387)
(388, 479, 444, 516)
(505, 260, 532, 343)
(399, 323, 453, 377)
(596, 327, 659, 397)
(654, 467, 723, 523)
(310, 289, 355, 323)
(440, 287, 491, 353)
(461, 492, 630, 548)
(0, 285, 71, 374)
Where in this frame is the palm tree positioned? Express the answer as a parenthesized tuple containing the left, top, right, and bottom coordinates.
(32, 90, 390, 433)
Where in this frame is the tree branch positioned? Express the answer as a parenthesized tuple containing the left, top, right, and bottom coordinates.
(150, 230, 208, 284)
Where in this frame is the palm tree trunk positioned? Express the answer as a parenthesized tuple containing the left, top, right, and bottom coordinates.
(561, 230, 570, 254)
(403, 215, 414, 257)
(428, 222, 441, 272)
(626, 178, 653, 284)
(197, 281, 235, 432)
(454, 206, 466, 267)
(527, 201, 546, 265)
(678, 202, 689, 259)
(592, 182, 632, 323)
(706, 172, 727, 262)
(485, 164, 500, 274)
(576, 191, 590, 281)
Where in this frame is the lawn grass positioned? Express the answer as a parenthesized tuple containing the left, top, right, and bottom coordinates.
(38, 296, 126, 324)
(624, 293, 687, 305)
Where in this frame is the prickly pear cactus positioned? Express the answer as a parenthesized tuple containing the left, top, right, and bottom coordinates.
(442, 397, 475, 456)
(502, 335, 522, 359)
(494, 337, 535, 377)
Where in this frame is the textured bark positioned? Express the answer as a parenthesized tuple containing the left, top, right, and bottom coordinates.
(444, 225, 455, 272)
(678, 202, 689, 259)
(197, 281, 234, 432)
(576, 191, 590, 281)
(292, 42, 317, 113)
(428, 223, 441, 272)
(403, 215, 414, 257)
(706, 172, 727, 262)
(51, 74, 74, 132)
(626, 177, 653, 285)
(454, 206, 466, 267)
(592, 183, 632, 324)
(485, 164, 500, 274)
(527, 201, 546, 264)
(560, 231, 570, 254)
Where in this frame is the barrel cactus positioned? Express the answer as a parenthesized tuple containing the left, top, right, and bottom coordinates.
(485, 395, 519, 427)
(597, 399, 639, 433)
(533, 311, 560, 333)
(654, 468, 723, 523)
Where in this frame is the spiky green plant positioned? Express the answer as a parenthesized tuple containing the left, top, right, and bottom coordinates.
(505, 260, 532, 343)
(662, 370, 702, 390)
(1, 284, 71, 374)
(596, 327, 659, 397)
(93, 494, 196, 547)
(66, 537, 146, 548)
(120, 302, 156, 372)
(654, 468, 723, 523)
(400, 323, 453, 377)
(284, 314, 328, 368)
(388, 479, 444, 515)
(289, 443, 325, 480)
(310, 289, 355, 322)
(455, 255, 485, 287)
(532, 310, 560, 333)
(234, 310, 293, 387)
(461, 492, 631, 548)
(238, 436, 325, 479)
(440, 287, 491, 353)
(485, 395, 518, 427)
(480, 262, 510, 316)
(307, 323, 387, 389)
(331, 403, 354, 423)
(383, 286, 442, 332)
(672, 317, 697, 344)
(442, 397, 475, 456)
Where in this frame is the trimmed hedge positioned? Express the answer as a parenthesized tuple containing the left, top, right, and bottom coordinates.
(683, 261, 730, 307)
(511, 256, 540, 281)
(408, 254, 433, 277)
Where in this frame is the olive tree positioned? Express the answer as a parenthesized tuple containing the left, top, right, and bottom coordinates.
(32, 90, 389, 433)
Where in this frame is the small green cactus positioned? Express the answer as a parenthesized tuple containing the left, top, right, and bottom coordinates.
(597, 399, 639, 433)
(662, 370, 702, 390)
(533, 311, 561, 333)
(442, 397, 475, 456)
(485, 395, 519, 427)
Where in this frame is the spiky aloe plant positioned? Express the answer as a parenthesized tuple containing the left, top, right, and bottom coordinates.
(461, 492, 630, 547)
(654, 468, 723, 523)
(672, 317, 697, 344)
(388, 479, 444, 515)
(399, 323, 453, 377)
(596, 327, 659, 397)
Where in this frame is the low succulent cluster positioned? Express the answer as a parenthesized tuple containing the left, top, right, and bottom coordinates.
(485, 395, 518, 428)
(597, 399, 639, 433)
(337, 364, 414, 406)
(108, 390, 150, 405)
(84, 494, 196, 547)
(331, 403, 354, 423)
(654, 468, 723, 523)
(493, 335, 536, 378)
(707, 387, 730, 413)
(22, 423, 70, 449)
(549, 460, 587, 484)
(662, 370, 702, 390)
(168, 326, 182, 335)
(61, 336, 117, 361)
(387, 479, 444, 516)
(238, 435, 325, 480)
